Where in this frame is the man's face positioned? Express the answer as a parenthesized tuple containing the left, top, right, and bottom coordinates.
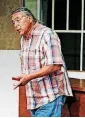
(12, 12, 32, 36)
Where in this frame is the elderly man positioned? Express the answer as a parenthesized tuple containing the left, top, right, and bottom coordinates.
(12, 7, 73, 117)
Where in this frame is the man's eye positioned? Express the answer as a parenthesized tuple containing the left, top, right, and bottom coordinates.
(16, 19, 20, 22)
(12, 19, 20, 24)
(12, 21, 15, 24)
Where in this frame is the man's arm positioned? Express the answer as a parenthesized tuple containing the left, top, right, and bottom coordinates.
(12, 64, 62, 89)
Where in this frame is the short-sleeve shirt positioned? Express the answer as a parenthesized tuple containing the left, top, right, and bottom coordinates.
(20, 22, 73, 110)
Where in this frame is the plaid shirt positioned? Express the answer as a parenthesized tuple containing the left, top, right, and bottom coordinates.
(20, 22, 73, 109)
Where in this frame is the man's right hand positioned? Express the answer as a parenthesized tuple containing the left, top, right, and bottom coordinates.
(12, 76, 21, 81)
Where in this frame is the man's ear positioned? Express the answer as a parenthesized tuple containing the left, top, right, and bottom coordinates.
(27, 16, 32, 22)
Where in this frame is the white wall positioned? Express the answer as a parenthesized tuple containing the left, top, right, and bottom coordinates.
(0, 50, 21, 117)
(68, 71, 85, 79)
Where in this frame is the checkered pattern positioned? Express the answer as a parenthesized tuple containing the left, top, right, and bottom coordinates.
(20, 22, 73, 109)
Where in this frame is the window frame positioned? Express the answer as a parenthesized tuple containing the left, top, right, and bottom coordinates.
(52, 0, 84, 71)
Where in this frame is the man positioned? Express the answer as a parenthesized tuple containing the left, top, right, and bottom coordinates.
(12, 7, 73, 117)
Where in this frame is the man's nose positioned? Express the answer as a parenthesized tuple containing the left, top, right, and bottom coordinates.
(14, 21, 20, 28)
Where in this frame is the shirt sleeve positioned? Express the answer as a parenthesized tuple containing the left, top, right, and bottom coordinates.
(42, 30, 64, 66)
